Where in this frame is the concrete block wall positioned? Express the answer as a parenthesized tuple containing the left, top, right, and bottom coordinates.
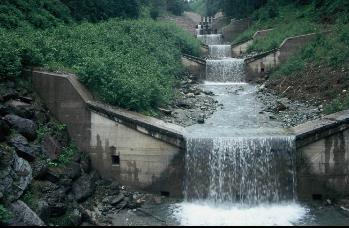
(30, 70, 186, 197)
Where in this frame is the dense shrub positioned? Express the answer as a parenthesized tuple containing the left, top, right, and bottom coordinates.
(60, 0, 141, 22)
(1, 19, 200, 111)
(0, 0, 72, 29)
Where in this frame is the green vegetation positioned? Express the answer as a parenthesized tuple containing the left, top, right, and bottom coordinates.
(234, 4, 323, 51)
(47, 143, 77, 168)
(0, 1, 201, 112)
(0, 0, 143, 29)
(0, 204, 12, 224)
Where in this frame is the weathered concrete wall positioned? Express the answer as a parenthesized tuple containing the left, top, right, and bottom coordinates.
(294, 110, 349, 199)
(245, 50, 279, 82)
(232, 29, 274, 57)
(232, 39, 253, 57)
(278, 33, 317, 63)
(30, 70, 186, 197)
(181, 56, 206, 82)
(31, 70, 92, 152)
(89, 112, 184, 195)
(245, 33, 319, 81)
(221, 18, 251, 43)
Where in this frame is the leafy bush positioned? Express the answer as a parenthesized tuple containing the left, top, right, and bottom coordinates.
(1, 19, 200, 111)
(0, 29, 22, 78)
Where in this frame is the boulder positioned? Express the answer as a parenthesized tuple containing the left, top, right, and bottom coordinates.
(48, 162, 81, 181)
(0, 145, 32, 202)
(41, 136, 62, 160)
(36, 200, 50, 221)
(0, 119, 10, 142)
(8, 134, 35, 162)
(0, 88, 18, 102)
(4, 114, 37, 141)
(72, 174, 96, 202)
(5, 100, 35, 119)
(8, 200, 45, 226)
(31, 160, 49, 180)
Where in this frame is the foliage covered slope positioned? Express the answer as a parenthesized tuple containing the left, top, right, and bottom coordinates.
(0, 19, 200, 111)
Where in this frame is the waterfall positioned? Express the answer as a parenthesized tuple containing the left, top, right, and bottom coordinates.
(206, 58, 245, 82)
(184, 136, 297, 206)
(197, 34, 223, 45)
(209, 45, 232, 58)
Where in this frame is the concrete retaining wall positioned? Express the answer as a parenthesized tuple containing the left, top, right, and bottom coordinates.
(245, 32, 319, 82)
(293, 110, 349, 199)
(29, 69, 185, 197)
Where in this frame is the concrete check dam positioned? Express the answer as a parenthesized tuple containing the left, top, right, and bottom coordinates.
(30, 25, 349, 226)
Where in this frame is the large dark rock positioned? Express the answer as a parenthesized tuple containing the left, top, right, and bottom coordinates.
(4, 114, 37, 141)
(0, 88, 18, 102)
(72, 174, 96, 202)
(0, 145, 32, 203)
(48, 162, 81, 181)
(8, 200, 45, 226)
(5, 100, 35, 119)
(36, 200, 50, 221)
(0, 119, 10, 142)
(0, 104, 10, 116)
(41, 136, 62, 160)
(40, 182, 67, 217)
(31, 160, 49, 180)
(8, 134, 36, 162)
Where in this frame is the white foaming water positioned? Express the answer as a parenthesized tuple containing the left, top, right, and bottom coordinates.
(209, 45, 232, 58)
(173, 202, 308, 226)
(197, 34, 223, 45)
(206, 58, 245, 82)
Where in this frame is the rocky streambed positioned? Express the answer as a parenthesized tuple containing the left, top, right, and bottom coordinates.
(158, 71, 322, 128)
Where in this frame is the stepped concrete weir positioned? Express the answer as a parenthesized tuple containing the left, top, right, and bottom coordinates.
(27, 28, 349, 224)
(208, 45, 232, 58)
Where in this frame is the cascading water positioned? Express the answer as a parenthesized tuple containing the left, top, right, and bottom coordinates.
(197, 34, 223, 45)
(173, 28, 309, 226)
(206, 58, 245, 82)
(208, 45, 232, 58)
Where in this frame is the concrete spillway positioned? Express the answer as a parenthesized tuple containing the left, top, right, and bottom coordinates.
(175, 29, 307, 226)
(208, 45, 232, 59)
(197, 34, 223, 45)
